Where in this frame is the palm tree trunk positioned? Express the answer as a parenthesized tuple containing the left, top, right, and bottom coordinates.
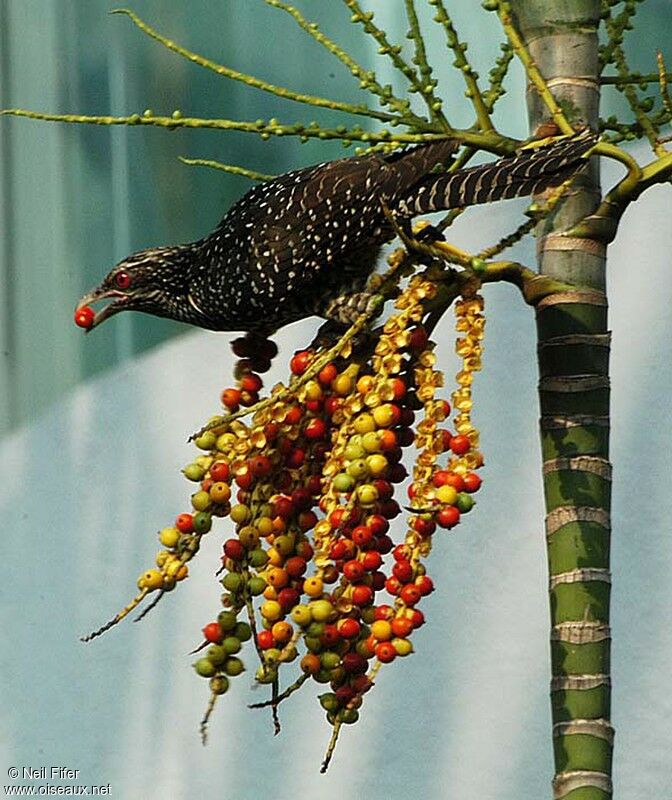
(511, 2, 613, 798)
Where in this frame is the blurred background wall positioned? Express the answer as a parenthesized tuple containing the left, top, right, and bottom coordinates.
(1, 3, 671, 799)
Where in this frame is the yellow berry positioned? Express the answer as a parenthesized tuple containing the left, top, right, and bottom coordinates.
(366, 454, 388, 475)
(436, 485, 458, 505)
(309, 599, 334, 622)
(138, 569, 164, 591)
(291, 604, 312, 626)
(303, 576, 324, 597)
(260, 600, 283, 621)
(353, 412, 376, 434)
(392, 637, 414, 656)
(158, 527, 180, 548)
(370, 620, 393, 641)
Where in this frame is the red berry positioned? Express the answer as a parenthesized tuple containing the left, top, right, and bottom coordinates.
(389, 378, 406, 400)
(74, 306, 95, 329)
(378, 430, 398, 451)
(391, 617, 414, 638)
(374, 604, 394, 621)
(415, 575, 435, 596)
(450, 434, 471, 455)
(257, 630, 275, 650)
(370, 571, 386, 591)
(304, 418, 327, 440)
(351, 584, 374, 606)
(298, 510, 318, 531)
(202, 622, 223, 643)
(343, 560, 366, 583)
(352, 525, 374, 547)
(248, 455, 272, 477)
(285, 556, 307, 578)
(272, 496, 294, 519)
(341, 652, 368, 674)
(175, 513, 194, 533)
(210, 462, 230, 482)
(372, 479, 393, 501)
(290, 351, 313, 375)
(376, 535, 393, 555)
(264, 422, 280, 442)
(324, 396, 342, 416)
(284, 405, 303, 425)
(375, 641, 397, 663)
(393, 560, 414, 583)
(362, 551, 382, 571)
(434, 471, 465, 492)
(408, 326, 428, 352)
(437, 506, 461, 529)
(399, 584, 422, 606)
(234, 467, 253, 490)
(277, 587, 300, 611)
(410, 609, 425, 628)
(413, 516, 436, 537)
(286, 448, 306, 468)
(334, 685, 356, 704)
(223, 538, 245, 561)
(337, 618, 361, 639)
(385, 576, 401, 596)
(329, 540, 348, 561)
(290, 488, 312, 512)
(321, 625, 341, 646)
(221, 388, 241, 410)
(318, 364, 338, 385)
(463, 472, 482, 493)
(366, 515, 389, 536)
(392, 544, 409, 562)
(239, 373, 263, 393)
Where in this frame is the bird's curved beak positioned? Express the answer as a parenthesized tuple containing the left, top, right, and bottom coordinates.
(75, 286, 130, 330)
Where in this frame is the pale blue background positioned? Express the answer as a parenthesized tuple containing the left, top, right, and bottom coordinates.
(1, 3, 671, 798)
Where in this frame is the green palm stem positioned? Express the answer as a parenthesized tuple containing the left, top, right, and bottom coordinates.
(510, 2, 613, 798)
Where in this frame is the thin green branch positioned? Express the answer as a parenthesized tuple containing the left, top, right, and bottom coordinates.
(110, 8, 405, 126)
(341, 0, 449, 128)
(598, 0, 644, 72)
(497, 2, 574, 135)
(657, 52, 672, 121)
(264, 0, 430, 128)
(0, 107, 447, 145)
(402, 0, 451, 129)
(178, 157, 275, 182)
(603, 10, 664, 155)
(484, 42, 514, 113)
(429, 0, 495, 132)
(601, 70, 672, 87)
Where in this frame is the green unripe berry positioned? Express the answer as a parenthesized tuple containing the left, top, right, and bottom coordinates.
(192, 511, 212, 533)
(223, 657, 245, 676)
(333, 472, 355, 492)
(222, 636, 242, 655)
(456, 492, 475, 513)
(320, 651, 341, 670)
(233, 621, 252, 642)
(209, 675, 230, 695)
(194, 431, 216, 450)
(217, 610, 238, 631)
(194, 658, 216, 678)
(222, 573, 242, 592)
(319, 693, 339, 712)
(191, 491, 211, 512)
(248, 548, 269, 568)
(248, 577, 267, 596)
(207, 645, 228, 666)
(182, 463, 206, 482)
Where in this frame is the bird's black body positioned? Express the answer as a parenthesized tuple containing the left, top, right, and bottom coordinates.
(77, 132, 597, 334)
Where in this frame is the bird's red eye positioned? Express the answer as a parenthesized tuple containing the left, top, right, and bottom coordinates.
(115, 270, 132, 290)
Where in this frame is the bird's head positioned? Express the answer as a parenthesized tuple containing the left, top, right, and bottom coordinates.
(75, 245, 200, 330)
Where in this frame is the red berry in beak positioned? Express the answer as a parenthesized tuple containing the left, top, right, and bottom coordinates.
(74, 306, 95, 329)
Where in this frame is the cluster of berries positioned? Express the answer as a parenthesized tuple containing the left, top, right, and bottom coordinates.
(82, 265, 486, 769)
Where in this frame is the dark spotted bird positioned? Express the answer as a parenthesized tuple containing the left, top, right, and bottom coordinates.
(75, 131, 596, 335)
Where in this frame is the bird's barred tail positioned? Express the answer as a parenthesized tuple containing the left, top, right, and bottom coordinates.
(397, 130, 598, 215)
